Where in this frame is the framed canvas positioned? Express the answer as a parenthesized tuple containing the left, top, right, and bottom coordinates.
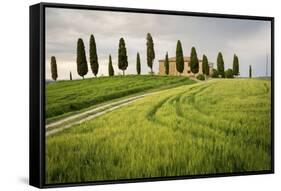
(29, 2, 274, 188)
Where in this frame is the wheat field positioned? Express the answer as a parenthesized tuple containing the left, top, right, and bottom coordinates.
(46, 79, 271, 184)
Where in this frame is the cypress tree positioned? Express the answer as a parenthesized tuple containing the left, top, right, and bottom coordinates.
(164, 52, 169, 75)
(136, 52, 141, 75)
(76, 38, 88, 79)
(233, 54, 239, 77)
(146, 33, 155, 73)
(190, 47, 199, 74)
(118, 38, 128, 75)
(69, 71, 72, 80)
(108, 54, 114, 76)
(50, 56, 58, 81)
(217, 52, 225, 78)
(249, 65, 252, 78)
(202, 54, 209, 76)
(176, 40, 184, 75)
(89, 34, 99, 77)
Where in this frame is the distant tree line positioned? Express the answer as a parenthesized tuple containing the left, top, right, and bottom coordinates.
(49, 33, 241, 81)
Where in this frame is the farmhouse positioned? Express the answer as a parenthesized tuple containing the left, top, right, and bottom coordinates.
(158, 56, 214, 77)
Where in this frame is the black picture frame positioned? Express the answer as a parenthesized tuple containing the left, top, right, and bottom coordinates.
(29, 2, 275, 188)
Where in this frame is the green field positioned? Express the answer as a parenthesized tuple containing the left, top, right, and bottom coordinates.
(46, 79, 271, 184)
(46, 75, 195, 122)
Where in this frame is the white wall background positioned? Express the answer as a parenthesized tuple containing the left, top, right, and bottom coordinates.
(0, 0, 279, 190)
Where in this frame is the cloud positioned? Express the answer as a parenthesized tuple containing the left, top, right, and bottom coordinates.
(45, 7, 271, 79)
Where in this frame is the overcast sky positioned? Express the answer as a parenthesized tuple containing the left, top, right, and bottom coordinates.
(46, 7, 271, 80)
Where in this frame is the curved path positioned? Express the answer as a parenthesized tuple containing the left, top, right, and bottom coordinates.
(46, 92, 157, 136)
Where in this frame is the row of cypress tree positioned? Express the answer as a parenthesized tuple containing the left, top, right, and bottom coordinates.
(106, 51, 141, 77)
(165, 40, 240, 78)
(50, 33, 155, 80)
(171, 40, 208, 76)
(213, 53, 240, 78)
(75, 33, 155, 79)
(50, 33, 240, 81)
(106, 33, 154, 77)
(76, 35, 99, 79)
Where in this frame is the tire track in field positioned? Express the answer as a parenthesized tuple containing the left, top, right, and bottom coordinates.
(172, 83, 238, 140)
(145, 82, 234, 140)
(146, 97, 171, 123)
(177, 82, 263, 140)
(145, 84, 210, 127)
(145, 87, 192, 124)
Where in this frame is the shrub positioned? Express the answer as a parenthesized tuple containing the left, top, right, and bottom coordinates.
(225, 69, 234, 78)
(212, 69, 219, 78)
(196, 74, 205, 81)
(148, 71, 155, 75)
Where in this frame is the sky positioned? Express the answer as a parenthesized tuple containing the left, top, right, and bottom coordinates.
(45, 7, 271, 80)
